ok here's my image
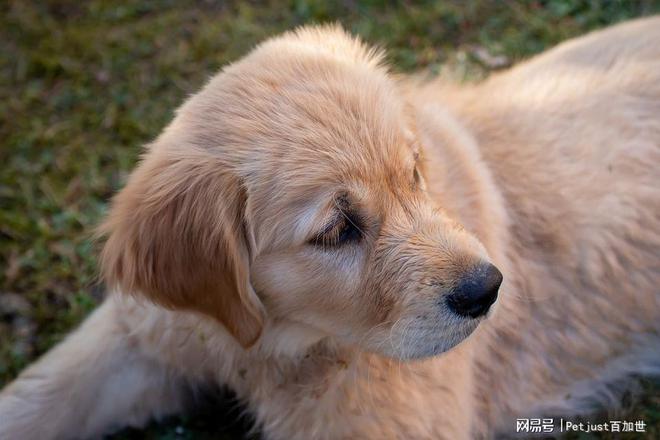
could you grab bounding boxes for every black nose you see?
[446,263,502,318]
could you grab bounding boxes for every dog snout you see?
[445,263,502,318]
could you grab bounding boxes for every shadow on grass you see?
[110,387,259,440]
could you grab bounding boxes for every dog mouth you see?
[412,319,482,359]
[367,310,483,361]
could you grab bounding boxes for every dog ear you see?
[99,147,264,348]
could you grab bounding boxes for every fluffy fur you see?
[1,18,659,439]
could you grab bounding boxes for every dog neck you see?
[253,318,332,358]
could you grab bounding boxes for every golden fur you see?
[1,17,659,439]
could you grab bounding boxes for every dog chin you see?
[377,319,482,361]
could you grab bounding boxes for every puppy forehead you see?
[219,46,407,151]
[178,31,418,225]
[221,54,416,189]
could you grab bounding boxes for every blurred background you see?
[1,1,659,438]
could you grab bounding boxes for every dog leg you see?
[0,298,191,439]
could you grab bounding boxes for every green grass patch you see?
[1,1,658,438]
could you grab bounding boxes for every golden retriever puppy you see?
[1,17,659,440]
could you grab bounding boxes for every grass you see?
[1,1,658,438]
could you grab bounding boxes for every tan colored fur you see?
[1,18,659,439]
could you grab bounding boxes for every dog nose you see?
[446,263,502,318]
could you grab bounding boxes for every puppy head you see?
[100,26,501,358]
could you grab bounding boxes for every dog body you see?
[1,17,659,439]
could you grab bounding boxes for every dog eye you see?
[335,221,361,244]
[310,216,362,248]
